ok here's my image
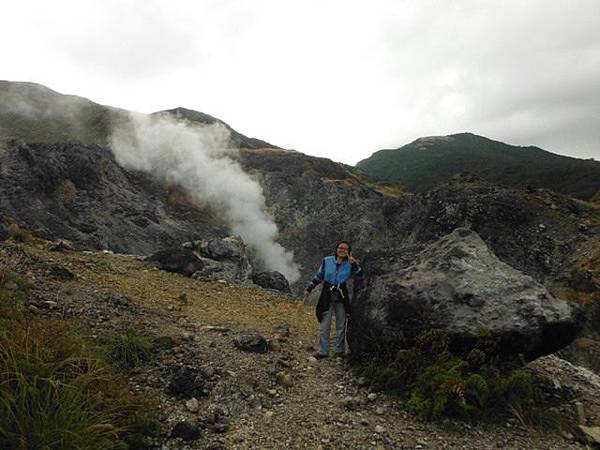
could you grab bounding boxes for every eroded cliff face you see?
[0,138,228,255]
[238,149,597,290]
[2,139,598,292]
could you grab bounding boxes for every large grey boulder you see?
[191,255,250,282]
[251,271,291,293]
[197,236,245,261]
[187,236,252,282]
[349,227,584,362]
[148,248,204,276]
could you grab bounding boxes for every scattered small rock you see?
[577,425,600,445]
[153,335,176,351]
[234,331,269,353]
[200,411,230,434]
[274,325,291,338]
[47,239,75,252]
[276,371,293,388]
[171,421,201,441]
[168,366,206,398]
[342,396,359,410]
[203,325,231,332]
[48,266,76,280]
[268,340,281,351]
[4,281,18,290]
[185,397,200,413]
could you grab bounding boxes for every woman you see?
[305,241,363,359]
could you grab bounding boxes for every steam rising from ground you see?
[110,113,300,283]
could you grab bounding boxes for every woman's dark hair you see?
[334,241,352,258]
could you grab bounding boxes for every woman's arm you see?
[348,254,362,278]
[306,259,325,293]
[350,261,362,278]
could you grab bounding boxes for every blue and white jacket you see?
[307,255,363,322]
[306,255,362,293]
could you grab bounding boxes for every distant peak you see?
[411,135,457,150]
[153,107,220,125]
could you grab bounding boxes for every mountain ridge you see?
[357,132,600,199]
[0,80,277,150]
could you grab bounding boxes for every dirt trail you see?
[2,241,594,450]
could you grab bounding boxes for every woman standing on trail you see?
[305,241,363,359]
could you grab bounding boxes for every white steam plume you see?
[110,112,300,283]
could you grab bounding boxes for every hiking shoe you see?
[313,353,328,359]
[334,353,345,362]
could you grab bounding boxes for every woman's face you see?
[336,243,350,258]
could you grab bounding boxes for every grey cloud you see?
[380,0,600,159]
[47,2,205,79]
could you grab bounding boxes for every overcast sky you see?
[2,0,599,164]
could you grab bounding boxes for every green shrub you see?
[465,373,490,407]
[108,331,152,370]
[357,329,572,428]
[0,267,28,332]
[0,316,158,450]
[7,223,32,243]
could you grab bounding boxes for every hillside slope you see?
[1,237,596,449]
[0,80,276,149]
[357,133,600,199]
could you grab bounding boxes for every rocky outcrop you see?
[186,237,252,282]
[0,138,226,254]
[150,237,253,282]
[193,236,246,261]
[148,248,205,276]
[251,271,291,293]
[349,228,585,362]
[239,150,595,293]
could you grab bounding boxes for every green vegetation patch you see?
[107,331,152,371]
[0,267,159,450]
[6,223,33,244]
[358,330,574,429]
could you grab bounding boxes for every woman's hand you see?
[348,254,358,264]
